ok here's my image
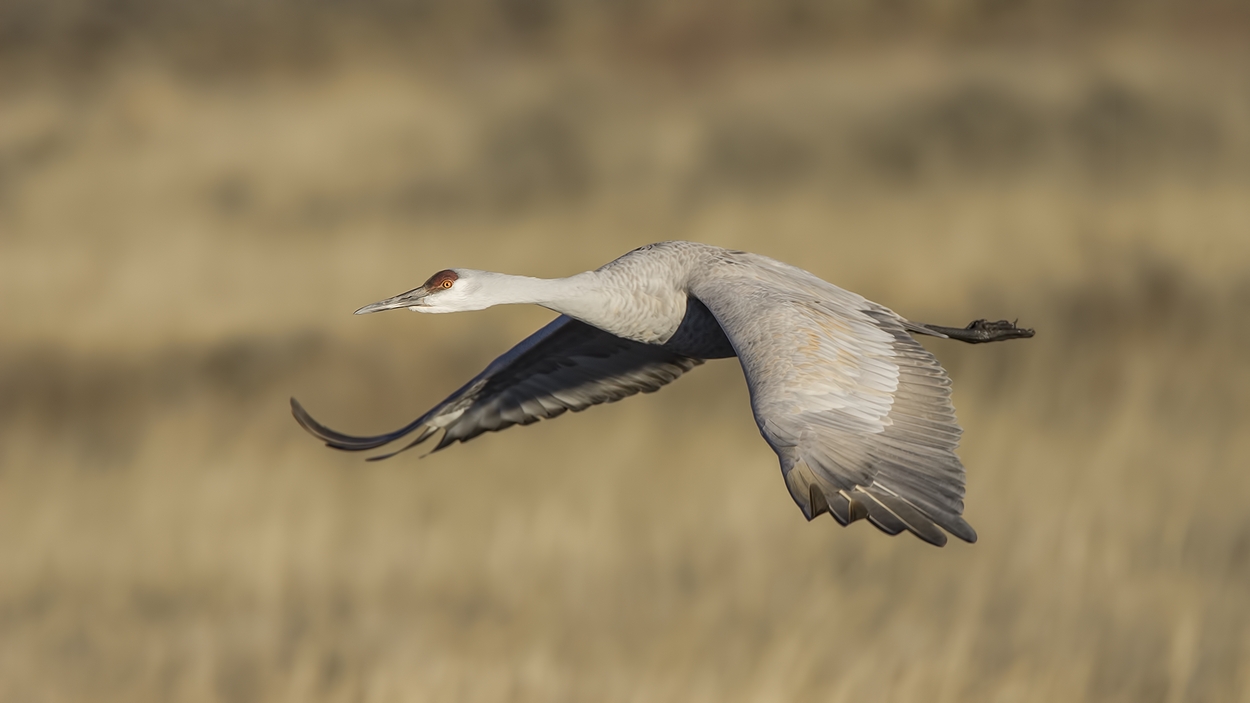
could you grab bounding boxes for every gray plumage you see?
[293,241,1033,546]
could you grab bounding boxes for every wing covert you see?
[691,268,977,547]
[293,315,702,460]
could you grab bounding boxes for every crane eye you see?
[422,269,459,291]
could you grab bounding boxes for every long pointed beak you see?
[354,286,429,315]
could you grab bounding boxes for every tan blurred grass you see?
[2,17,1250,703]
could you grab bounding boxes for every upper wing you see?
[292,315,702,460]
[692,269,977,547]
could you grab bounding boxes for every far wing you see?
[692,272,977,547]
[292,315,702,460]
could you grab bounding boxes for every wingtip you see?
[290,396,429,452]
[950,518,978,544]
[289,397,347,449]
[290,396,316,431]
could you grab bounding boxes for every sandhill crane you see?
[293,241,1033,546]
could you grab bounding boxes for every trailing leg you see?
[910,319,1035,344]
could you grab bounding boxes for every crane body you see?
[294,241,1033,546]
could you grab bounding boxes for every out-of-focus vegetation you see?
[2,2,1249,701]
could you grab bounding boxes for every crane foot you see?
[919,319,1035,344]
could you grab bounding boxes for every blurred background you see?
[3,1,1250,701]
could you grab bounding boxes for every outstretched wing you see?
[292,315,702,460]
[692,267,977,547]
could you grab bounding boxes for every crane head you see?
[354,269,469,315]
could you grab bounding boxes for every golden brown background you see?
[3,2,1249,701]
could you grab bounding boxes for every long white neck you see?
[463,269,682,344]
[468,270,607,317]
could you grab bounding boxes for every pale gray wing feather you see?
[691,262,976,546]
[292,315,701,459]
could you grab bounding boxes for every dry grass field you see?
[2,4,1250,701]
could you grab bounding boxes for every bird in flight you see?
[293,241,1033,546]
